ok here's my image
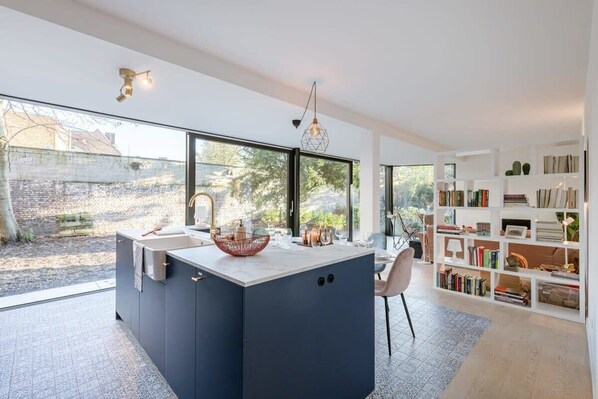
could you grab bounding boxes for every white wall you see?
[584,1,598,396]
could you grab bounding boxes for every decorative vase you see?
[512,161,522,175]
[522,163,530,175]
[505,170,514,176]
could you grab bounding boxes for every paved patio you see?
[0,236,115,297]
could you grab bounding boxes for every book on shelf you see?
[543,154,579,174]
[436,224,465,235]
[437,267,487,297]
[536,221,564,243]
[476,222,491,236]
[467,189,490,207]
[503,194,529,207]
[438,190,464,207]
[468,246,499,268]
[536,188,578,209]
[494,286,529,306]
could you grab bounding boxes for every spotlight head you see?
[116,94,127,103]
[141,73,153,87]
[292,119,301,128]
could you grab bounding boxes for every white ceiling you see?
[0,6,433,164]
[69,0,593,148]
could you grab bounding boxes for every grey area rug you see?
[0,291,489,399]
[368,296,491,399]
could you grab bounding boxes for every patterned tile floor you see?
[0,290,489,399]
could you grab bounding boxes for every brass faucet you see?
[188,192,218,237]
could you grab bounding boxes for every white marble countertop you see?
[117,227,374,287]
[167,244,374,287]
[117,227,212,241]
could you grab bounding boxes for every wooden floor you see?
[392,260,593,399]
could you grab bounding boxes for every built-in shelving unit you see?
[433,139,586,323]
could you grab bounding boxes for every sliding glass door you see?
[186,134,355,238]
[299,154,352,239]
[187,134,291,232]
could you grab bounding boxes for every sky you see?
[109,121,186,161]
[10,99,187,161]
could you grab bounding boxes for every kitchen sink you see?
[135,235,212,281]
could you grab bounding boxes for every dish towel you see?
[133,241,144,292]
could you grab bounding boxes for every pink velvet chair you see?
[375,247,415,355]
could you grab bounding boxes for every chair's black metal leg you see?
[377,273,382,280]
[384,296,391,356]
[401,293,415,338]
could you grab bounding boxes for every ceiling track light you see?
[116,68,153,103]
[292,81,329,153]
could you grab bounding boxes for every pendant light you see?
[292,81,329,153]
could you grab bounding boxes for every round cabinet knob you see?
[327,274,334,284]
[317,277,325,287]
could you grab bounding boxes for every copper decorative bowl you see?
[212,233,270,256]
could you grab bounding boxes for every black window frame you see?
[298,152,354,241]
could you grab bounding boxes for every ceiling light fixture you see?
[292,81,329,153]
[116,68,153,103]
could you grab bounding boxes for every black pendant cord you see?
[293,81,317,128]
[314,82,317,119]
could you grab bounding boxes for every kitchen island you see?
[115,229,375,399]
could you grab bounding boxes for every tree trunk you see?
[0,106,21,244]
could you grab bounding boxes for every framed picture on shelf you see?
[505,225,528,239]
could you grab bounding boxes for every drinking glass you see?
[283,228,293,241]
[363,232,374,248]
[320,229,330,246]
[335,228,346,244]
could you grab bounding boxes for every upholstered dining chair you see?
[375,247,415,356]
[370,232,387,280]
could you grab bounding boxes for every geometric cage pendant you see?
[300,118,329,153]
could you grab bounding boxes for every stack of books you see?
[476,222,491,236]
[467,189,489,207]
[437,267,487,296]
[494,286,529,307]
[544,154,580,174]
[436,224,465,235]
[503,194,529,207]
[468,246,499,269]
[438,190,464,207]
[536,187,578,208]
[536,221,564,243]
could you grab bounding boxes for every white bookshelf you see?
[433,138,586,323]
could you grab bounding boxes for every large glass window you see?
[0,99,186,298]
[391,164,456,230]
[380,165,386,233]
[191,136,289,231]
[299,155,351,237]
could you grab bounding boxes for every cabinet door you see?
[242,255,375,399]
[316,256,375,399]
[115,234,140,337]
[139,276,166,375]
[165,259,198,399]
[195,269,243,399]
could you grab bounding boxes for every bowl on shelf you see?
[212,233,270,256]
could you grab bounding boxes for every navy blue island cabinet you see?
[116,238,375,399]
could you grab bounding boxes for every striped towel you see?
[133,241,144,292]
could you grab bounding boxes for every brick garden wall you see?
[7,147,255,237]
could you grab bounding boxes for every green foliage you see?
[299,156,347,203]
[392,165,435,211]
[556,212,579,241]
[19,230,35,243]
[198,141,240,166]
[300,210,346,228]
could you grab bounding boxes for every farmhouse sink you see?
[135,235,213,281]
